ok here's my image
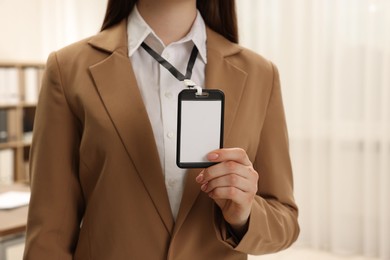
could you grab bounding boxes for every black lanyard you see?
[141,42,199,81]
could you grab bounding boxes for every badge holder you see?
[177,80,224,168]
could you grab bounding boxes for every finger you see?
[208,186,250,205]
[201,174,256,194]
[199,161,254,184]
[207,148,252,166]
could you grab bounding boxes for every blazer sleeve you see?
[214,63,300,255]
[23,52,84,259]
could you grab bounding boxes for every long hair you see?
[101,0,238,43]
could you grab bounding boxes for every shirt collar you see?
[127,5,207,63]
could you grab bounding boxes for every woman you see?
[24,0,299,259]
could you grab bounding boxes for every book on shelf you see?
[3,109,18,142]
[23,107,35,144]
[0,68,20,105]
[0,149,14,185]
[0,109,7,142]
[23,132,33,144]
[24,67,39,103]
[0,109,18,143]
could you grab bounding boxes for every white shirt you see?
[127,6,207,220]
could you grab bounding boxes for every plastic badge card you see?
[177,89,224,168]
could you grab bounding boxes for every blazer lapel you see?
[88,21,174,235]
[173,28,248,235]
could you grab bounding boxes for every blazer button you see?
[167,132,175,139]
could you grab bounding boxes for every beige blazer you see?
[24,19,299,260]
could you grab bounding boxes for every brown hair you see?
[101,0,238,43]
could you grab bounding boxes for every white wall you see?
[0,0,43,61]
[237,1,390,258]
[0,0,107,61]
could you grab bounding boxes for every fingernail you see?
[207,153,219,160]
[196,174,204,183]
[201,183,207,191]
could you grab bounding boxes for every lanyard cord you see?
[141,42,199,81]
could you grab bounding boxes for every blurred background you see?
[0,0,389,259]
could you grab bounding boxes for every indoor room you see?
[0,0,389,259]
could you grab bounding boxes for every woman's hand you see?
[196,148,259,237]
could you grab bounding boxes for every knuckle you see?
[228,187,237,197]
[236,147,245,154]
[237,148,247,160]
[229,175,239,186]
[254,177,259,191]
[248,167,258,178]
[226,161,237,172]
[252,169,259,180]
[202,169,210,179]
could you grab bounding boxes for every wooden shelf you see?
[0,103,37,109]
[0,104,18,109]
[0,61,44,68]
[20,102,38,108]
[0,142,22,150]
[0,61,44,184]
[0,141,31,149]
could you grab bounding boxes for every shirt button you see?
[167,178,178,189]
[165,92,173,99]
[167,132,175,139]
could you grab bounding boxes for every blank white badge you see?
[179,100,222,163]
